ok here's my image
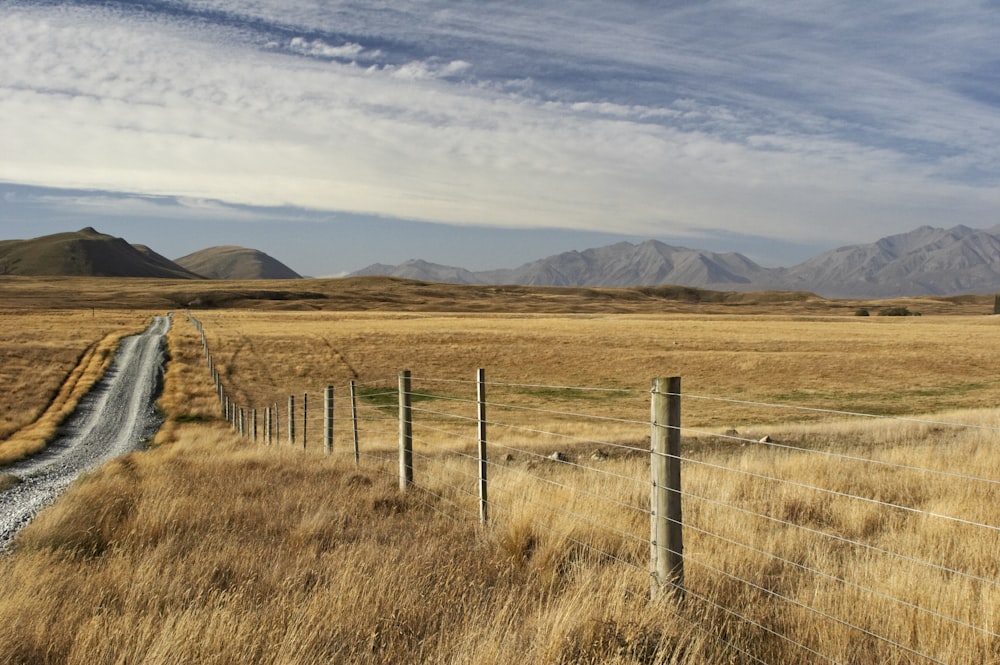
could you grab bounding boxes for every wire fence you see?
[186,312,1000,664]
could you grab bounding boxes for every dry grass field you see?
[2,277,1000,663]
[195,308,1000,428]
[0,273,992,314]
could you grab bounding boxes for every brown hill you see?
[175,246,302,280]
[0,227,201,279]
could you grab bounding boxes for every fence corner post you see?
[651,376,684,601]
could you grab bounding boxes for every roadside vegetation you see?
[0,310,150,465]
[1,291,998,663]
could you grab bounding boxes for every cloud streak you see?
[2,0,999,255]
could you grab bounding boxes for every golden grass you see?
[0,310,150,465]
[0,273,992,315]
[195,309,1000,430]
[2,289,1000,663]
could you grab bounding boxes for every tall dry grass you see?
[1,311,998,663]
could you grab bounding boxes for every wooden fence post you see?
[399,370,413,489]
[350,380,360,466]
[252,408,257,443]
[651,376,684,600]
[264,406,271,445]
[324,386,334,455]
[303,392,308,450]
[477,368,488,526]
[288,395,295,446]
[274,403,279,443]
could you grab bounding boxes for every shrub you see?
[878,306,916,317]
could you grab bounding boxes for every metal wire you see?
[680,427,1000,487]
[677,453,1000,534]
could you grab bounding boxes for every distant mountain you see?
[775,225,1000,297]
[0,227,201,279]
[350,259,484,284]
[350,240,774,290]
[349,226,1000,298]
[480,240,770,287]
[175,246,302,280]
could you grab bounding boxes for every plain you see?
[1,280,998,664]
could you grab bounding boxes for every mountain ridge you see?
[350,225,1000,298]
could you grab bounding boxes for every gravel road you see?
[0,314,172,550]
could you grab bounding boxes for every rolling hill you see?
[0,227,201,279]
[174,246,302,280]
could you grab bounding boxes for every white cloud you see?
[381,59,472,80]
[1,1,999,252]
[288,37,372,61]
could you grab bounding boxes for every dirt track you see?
[0,315,171,550]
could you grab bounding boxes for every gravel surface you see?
[0,314,172,551]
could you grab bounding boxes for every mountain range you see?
[351,225,1000,298]
[4,225,1000,298]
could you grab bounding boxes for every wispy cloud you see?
[1,0,998,253]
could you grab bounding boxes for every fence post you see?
[252,408,257,443]
[651,376,683,600]
[324,386,334,455]
[350,380,360,466]
[264,406,271,445]
[274,403,279,443]
[288,395,295,446]
[477,368,488,526]
[303,392,308,450]
[399,370,413,489]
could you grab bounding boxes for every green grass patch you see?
[764,382,995,417]
[356,385,448,412]
[510,386,633,402]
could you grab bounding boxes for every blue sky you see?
[2,1,999,276]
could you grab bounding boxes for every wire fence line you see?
[185,312,1000,664]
